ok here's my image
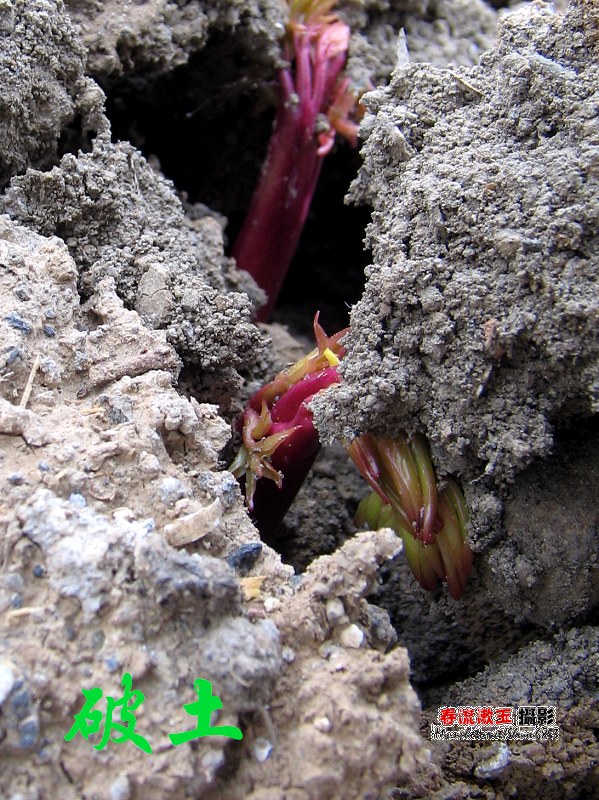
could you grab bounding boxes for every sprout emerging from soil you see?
[231,0,359,322]
[230,313,348,536]
[231,321,472,598]
[349,434,473,599]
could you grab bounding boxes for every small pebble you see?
[253,737,274,763]
[325,597,345,624]
[105,657,119,673]
[5,346,23,365]
[339,624,365,649]
[18,716,39,749]
[226,542,262,575]
[159,477,186,505]
[314,716,332,733]
[0,663,16,706]
[74,352,89,372]
[14,285,31,301]
[216,471,239,511]
[110,776,131,800]
[11,687,30,720]
[68,493,86,508]
[5,573,23,592]
[290,574,303,590]
[475,742,511,779]
[36,746,52,764]
[138,452,160,476]
[5,311,32,334]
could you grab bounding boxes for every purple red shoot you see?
[350,434,473,600]
[231,0,359,322]
[230,313,348,537]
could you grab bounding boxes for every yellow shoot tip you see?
[323,347,340,367]
[288,0,338,28]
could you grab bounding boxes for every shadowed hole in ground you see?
[101,32,370,332]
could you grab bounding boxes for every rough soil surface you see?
[204,530,432,800]
[310,2,598,796]
[314,0,599,622]
[0,0,99,187]
[0,137,263,399]
[1,0,598,798]
[316,1,599,486]
[0,209,425,799]
[62,0,498,86]
[0,2,435,797]
[420,628,599,799]
[64,0,286,77]
[0,214,284,797]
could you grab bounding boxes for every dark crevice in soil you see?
[57,113,96,160]
[258,441,365,572]
[553,408,599,443]
[274,145,371,333]
[101,35,369,329]
[371,554,554,710]
[102,34,275,219]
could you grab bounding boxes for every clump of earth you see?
[0,1,597,799]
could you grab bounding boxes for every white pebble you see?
[474,742,511,778]
[339,624,365,649]
[0,663,16,706]
[253,737,274,763]
[110,775,131,800]
[325,597,345,623]
[263,597,281,613]
[314,716,332,733]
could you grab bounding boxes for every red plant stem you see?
[231,76,324,322]
[231,6,351,323]
[268,367,339,424]
[243,365,342,538]
[240,442,319,541]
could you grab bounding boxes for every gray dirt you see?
[313,0,599,625]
